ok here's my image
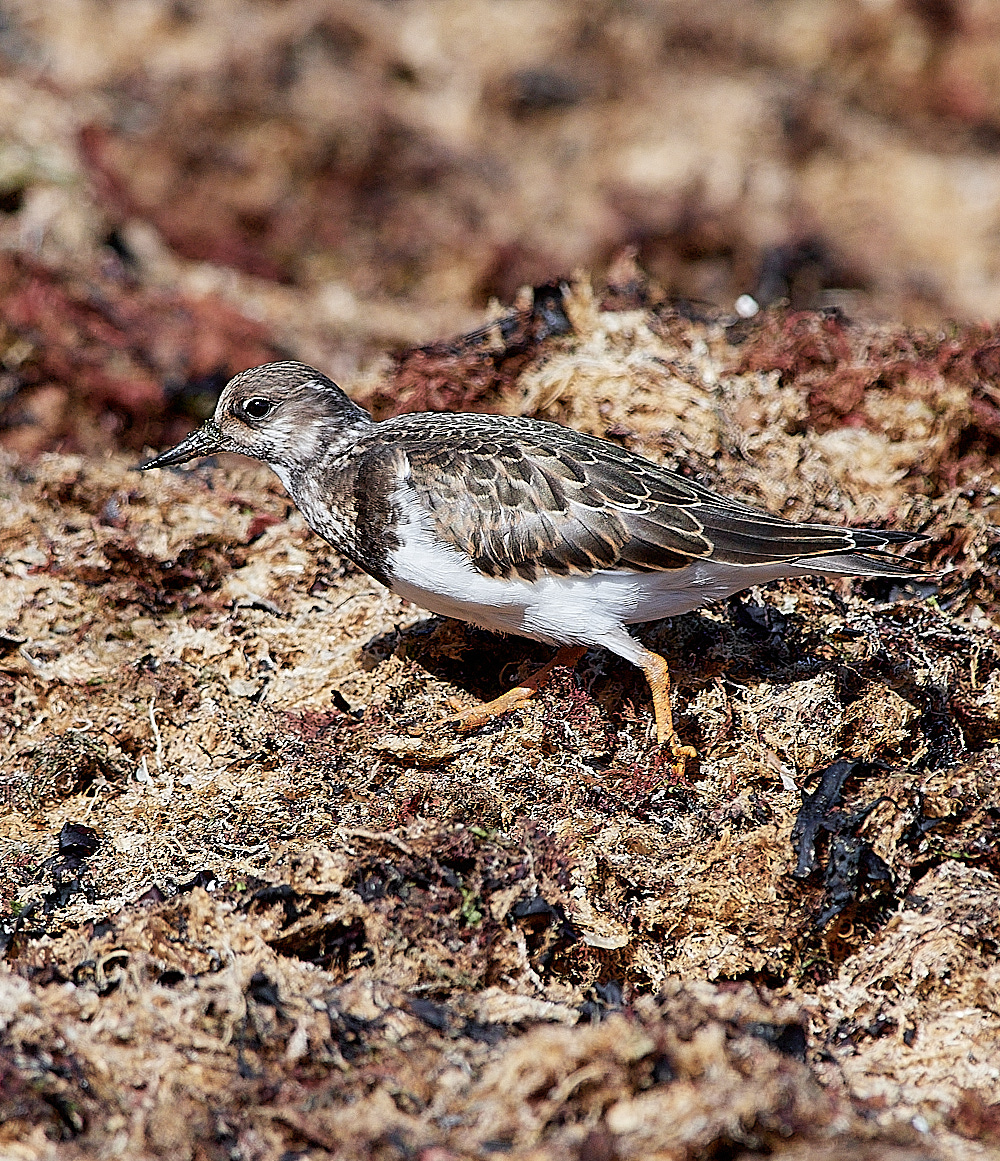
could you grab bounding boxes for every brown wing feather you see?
[384,413,915,579]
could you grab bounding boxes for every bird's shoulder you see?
[369,412,712,578]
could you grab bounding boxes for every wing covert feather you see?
[385,413,908,579]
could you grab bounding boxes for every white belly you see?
[385,490,807,660]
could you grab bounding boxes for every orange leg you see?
[449,645,587,733]
[636,647,697,771]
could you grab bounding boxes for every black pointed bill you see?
[138,420,226,470]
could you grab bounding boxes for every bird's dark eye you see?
[240,397,275,421]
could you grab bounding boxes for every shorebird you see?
[142,361,926,763]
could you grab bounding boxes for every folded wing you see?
[394,414,921,580]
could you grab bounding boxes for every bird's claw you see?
[657,731,697,779]
[445,686,534,733]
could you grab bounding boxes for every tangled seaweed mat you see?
[2,289,1000,1158]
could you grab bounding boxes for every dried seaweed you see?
[2,288,999,1158]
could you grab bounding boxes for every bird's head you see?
[140,361,371,474]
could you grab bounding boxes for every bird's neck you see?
[268,418,370,550]
[269,405,370,479]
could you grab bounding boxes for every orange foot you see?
[449,645,587,733]
[636,646,697,776]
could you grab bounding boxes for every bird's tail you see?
[809,539,934,579]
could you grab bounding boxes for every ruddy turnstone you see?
[141,361,927,761]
